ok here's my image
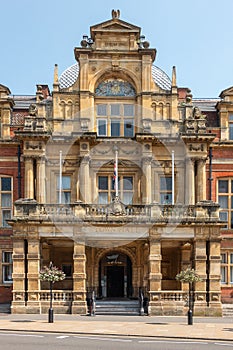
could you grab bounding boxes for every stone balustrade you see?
[13,199,220,224]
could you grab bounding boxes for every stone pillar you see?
[36,157,46,203]
[142,157,152,204]
[24,157,34,199]
[207,237,222,316]
[185,158,195,205]
[72,241,87,314]
[26,236,40,313]
[196,159,206,202]
[79,156,91,203]
[180,243,192,293]
[11,233,26,313]
[148,229,162,315]
[193,233,207,315]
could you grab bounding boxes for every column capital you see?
[142,156,152,165]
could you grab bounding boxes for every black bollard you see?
[188,309,193,325]
[48,308,54,323]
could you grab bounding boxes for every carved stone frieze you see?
[189,143,204,152]
[25,141,43,150]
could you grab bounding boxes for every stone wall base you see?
[11,301,40,314]
[71,301,87,315]
[149,301,223,317]
[194,302,222,317]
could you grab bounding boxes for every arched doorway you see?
[98,252,132,299]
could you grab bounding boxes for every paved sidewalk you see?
[0,314,232,341]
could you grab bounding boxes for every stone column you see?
[72,241,87,314]
[180,242,192,289]
[196,159,207,202]
[185,157,195,205]
[148,228,162,315]
[11,234,26,313]
[24,157,34,199]
[207,237,222,316]
[26,235,40,313]
[142,157,152,204]
[193,231,207,315]
[79,156,91,203]
[36,157,46,203]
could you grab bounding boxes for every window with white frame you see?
[98,175,133,204]
[218,179,233,229]
[96,103,134,137]
[229,114,233,140]
[56,176,71,204]
[221,252,233,285]
[160,176,172,204]
[0,177,12,227]
[2,252,13,283]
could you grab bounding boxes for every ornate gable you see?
[219,86,233,104]
[89,10,141,50]
[91,19,140,34]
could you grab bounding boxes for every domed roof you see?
[59,63,80,90]
[59,63,171,91]
[151,65,171,90]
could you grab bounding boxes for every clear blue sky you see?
[1,0,233,98]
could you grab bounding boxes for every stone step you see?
[222,304,233,317]
[95,299,140,315]
[0,303,11,314]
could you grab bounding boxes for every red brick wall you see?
[221,287,233,304]
[0,286,12,303]
[0,143,24,303]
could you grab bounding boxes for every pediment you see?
[219,86,233,100]
[220,86,233,96]
[0,84,11,95]
[91,18,140,35]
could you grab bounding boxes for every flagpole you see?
[172,150,175,205]
[115,148,119,198]
[59,150,62,204]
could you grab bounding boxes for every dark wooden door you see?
[107,266,124,297]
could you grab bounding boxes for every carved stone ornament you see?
[29,104,38,116]
[112,9,120,19]
[108,196,125,216]
[95,79,136,97]
[189,144,204,152]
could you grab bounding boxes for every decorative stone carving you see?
[184,106,207,134]
[142,118,152,133]
[29,104,38,116]
[108,196,125,216]
[189,144,204,152]
[112,9,120,19]
[95,79,136,97]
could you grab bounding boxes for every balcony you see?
[13,199,220,224]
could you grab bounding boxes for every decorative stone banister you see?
[13,199,221,223]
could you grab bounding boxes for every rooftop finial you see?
[112,9,120,19]
[53,64,59,92]
[172,66,177,87]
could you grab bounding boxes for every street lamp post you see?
[187,282,193,325]
[176,267,202,325]
[39,262,66,323]
[49,279,54,323]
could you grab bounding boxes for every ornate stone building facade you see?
[1,10,232,315]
